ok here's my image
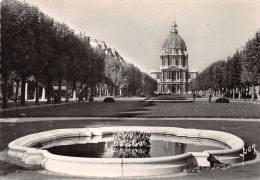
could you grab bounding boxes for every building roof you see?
[189,68,198,73]
[162,21,186,50]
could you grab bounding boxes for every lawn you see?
[1,101,260,119]
[0,101,150,118]
[0,119,259,179]
[144,101,260,119]
[0,100,260,179]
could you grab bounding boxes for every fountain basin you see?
[8,126,244,177]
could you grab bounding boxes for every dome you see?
[162,22,186,50]
[162,34,186,50]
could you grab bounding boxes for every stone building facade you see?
[150,19,198,94]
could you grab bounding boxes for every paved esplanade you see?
[1,117,260,123]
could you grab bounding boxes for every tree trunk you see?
[106,85,108,96]
[58,78,62,103]
[113,85,116,97]
[35,75,39,105]
[238,87,241,99]
[99,84,102,97]
[41,86,46,101]
[73,80,76,93]
[14,80,19,102]
[65,80,69,102]
[72,80,76,101]
[78,82,83,102]
[80,82,83,92]
[25,82,28,101]
[2,73,9,108]
[95,84,98,96]
[232,88,235,99]
[91,83,94,96]
[20,76,26,106]
[256,85,260,102]
[33,88,36,101]
[251,85,255,102]
[85,84,89,100]
[72,90,76,101]
[46,77,52,104]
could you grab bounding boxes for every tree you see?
[1,0,17,108]
[241,32,260,101]
[2,0,38,106]
[104,49,122,96]
[142,72,157,95]
[32,10,55,104]
[88,44,105,96]
[213,61,225,96]
[229,51,242,98]
[10,71,21,102]
[223,57,232,93]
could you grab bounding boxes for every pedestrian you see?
[53,94,58,104]
[192,91,196,102]
[208,91,212,102]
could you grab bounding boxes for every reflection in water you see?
[43,135,227,158]
[162,141,187,156]
[44,142,106,158]
[112,148,151,158]
[174,142,187,155]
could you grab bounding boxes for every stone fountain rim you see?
[8,126,244,162]
[7,126,245,177]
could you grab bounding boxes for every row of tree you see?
[1,0,157,108]
[101,45,156,97]
[190,30,260,101]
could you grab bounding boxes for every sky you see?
[25,0,260,73]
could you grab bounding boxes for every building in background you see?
[150,18,198,94]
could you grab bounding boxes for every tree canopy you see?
[1,0,157,107]
[191,30,260,100]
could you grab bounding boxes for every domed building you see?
[150,19,198,94]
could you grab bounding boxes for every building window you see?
[176,58,179,66]
[163,71,167,80]
[183,72,186,80]
[172,71,176,80]
[169,58,173,66]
